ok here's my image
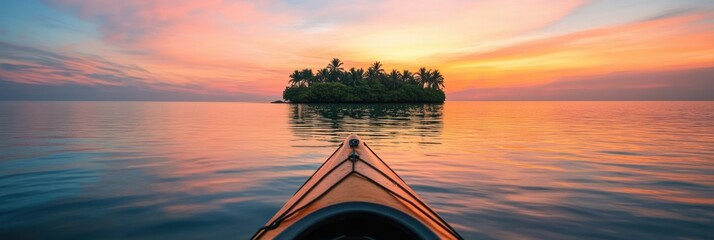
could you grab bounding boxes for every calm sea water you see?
[0,101,713,239]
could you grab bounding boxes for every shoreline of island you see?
[277,58,446,103]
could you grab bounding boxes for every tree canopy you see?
[283,58,446,103]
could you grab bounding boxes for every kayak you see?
[251,134,463,240]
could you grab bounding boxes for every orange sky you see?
[0,0,713,100]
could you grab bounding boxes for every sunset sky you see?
[1,0,713,101]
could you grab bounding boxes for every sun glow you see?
[1,0,713,100]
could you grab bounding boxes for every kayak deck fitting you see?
[251,134,463,240]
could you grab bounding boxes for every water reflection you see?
[289,103,443,144]
[0,101,712,239]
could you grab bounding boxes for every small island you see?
[282,58,445,103]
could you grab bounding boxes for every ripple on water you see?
[0,101,713,239]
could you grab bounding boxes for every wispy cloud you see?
[443,11,714,93]
[449,67,714,100]
[0,40,151,86]
[0,0,712,100]
[0,40,271,99]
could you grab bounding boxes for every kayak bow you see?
[252,134,462,240]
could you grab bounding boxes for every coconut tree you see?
[416,67,432,89]
[355,68,365,84]
[430,69,445,90]
[326,58,344,83]
[315,68,329,83]
[367,61,385,84]
[300,68,315,87]
[327,58,344,72]
[401,69,417,85]
[289,70,304,87]
[345,67,365,86]
[386,69,401,90]
[369,61,384,75]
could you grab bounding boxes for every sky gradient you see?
[1,0,713,101]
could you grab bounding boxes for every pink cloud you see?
[448,67,714,100]
[442,11,714,93]
[39,0,590,97]
[2,0,709,100]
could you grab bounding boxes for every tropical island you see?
[282,58,445,103]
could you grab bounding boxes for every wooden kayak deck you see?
[252,134,462,240]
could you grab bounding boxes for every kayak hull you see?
[252,134,462,239]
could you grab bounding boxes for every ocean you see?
[1,101,712,239]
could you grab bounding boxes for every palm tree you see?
[326,58,344,83]
[345,67,364,86]
[327,58,344,72]
[315,68,329,83]
[369,61,384,74]
[284,58,447,103]
[387,69,401,90]
[300,68,315,86]
[367,61,385,84]
[289,70,303,87]
[416,67,431,89]
[401,69,417,85]
[430,69,445,90]
[355,68,365,84]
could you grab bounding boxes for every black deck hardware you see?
[349,139,360,148]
